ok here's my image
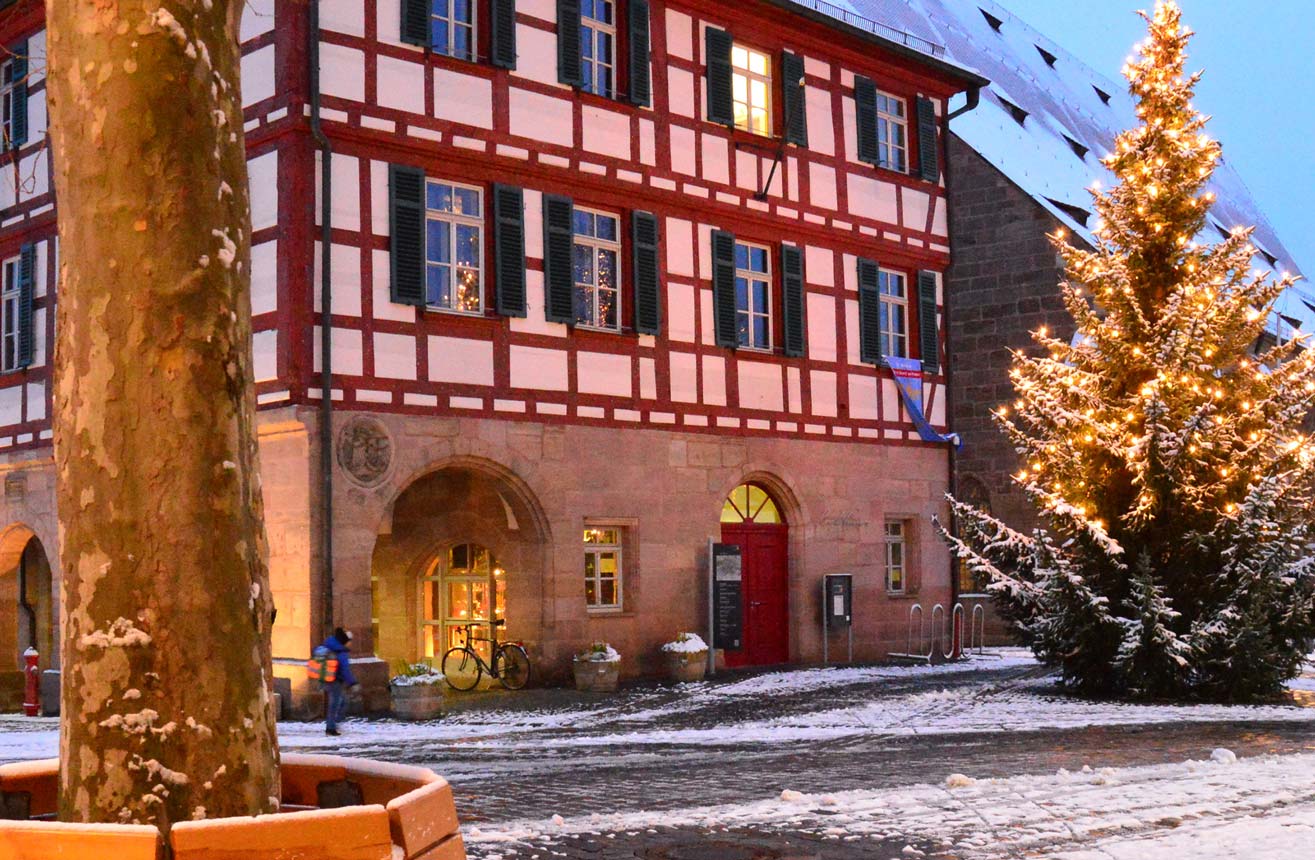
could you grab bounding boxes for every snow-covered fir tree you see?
[942,0,1315,701]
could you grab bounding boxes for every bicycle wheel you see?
[493,644,531,690]
[442,647,482,691]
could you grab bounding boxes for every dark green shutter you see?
[490,0,517,68]
[399,0,428,47]
[632,211,660,335]
[557,0,583,86]
[780,244,805,357]
[542,195,574,324]
[388,164,426,307]
[493,184,526,317]
[9,40,26,149]
[704,27,734,127]
[628,0,651,106]
[711,230,737,349]
[854,75,878,165]
[916,96,939,182]
[917,270,939,373]
[857,257,882,365]
[16,242,33,368]
[781,51,807,147]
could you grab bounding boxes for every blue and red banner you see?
[885,356,962,448]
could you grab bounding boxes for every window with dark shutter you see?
[388,164,426,307]
[632,211,661,335]
[399,0,429,47]
[917,270,939,373]
[854,75,879,165]
[16,243,33,368]
[705,27,734,127]
[557,0,584,86]
[628,0,652,106]
[916,96,939,182]
[542,195,575,323]
[780,51,807,147]
[490,0,518,68]
[711,230,737,349]
[780,244,805,357]
[493,184,527,317]
[9,40,26,150]
[857,257,882,365]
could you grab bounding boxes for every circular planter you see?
[663,650,708,683]
[390,681,446,721]
[0,753,463,860]
[572,658,620,692]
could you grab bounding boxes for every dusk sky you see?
[999,0,1315,275]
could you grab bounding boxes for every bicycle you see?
[441,619,531,691]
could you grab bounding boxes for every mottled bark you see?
[46,0,279,828]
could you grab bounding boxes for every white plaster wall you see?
[902,187,930,232]
[313,326,364,376]
[320,44,366,102]
[519,0,556,21]
[930,384,946,425]
[376,0,409,48]
[582,106,632,161]
[523,190,544,260]
[931,198,948,237]
[806,294,836,362]
[16,150,45,203]
[669,351,698,403]
[25,31,45,87]
[317,152,361,233]
[668,67,695,118]
[241,0,275,41]
[804,87,834,156]
[667,282,696,343]
[640,357,657,399]
[735,150,757,193]
[0,162,15,211]
[701,355,726,406]
[378,55,425,115]
[848,374,879,420]
[737,360,783,412]
[805,246,833,286]
[430,336,494,386]
[320,0,365,36]
[638,118,656,166]
[666,10,694,60]
[251,240,278,315]
[810,370,837,417]
[0,386,21,426]
[509,88,573,147]
[881,379,902,422]
[24,383,43,422]
[701,134,729,185]
[809,162,836,210]
[670,125,696,176]
[509,344,568,390]
[577,351,632,398]
[370,160,389,236]
[248,151,279,231]
[253,330,278,382]
[242,44,276,106]
[665,217,694,277]
[26,89,46,142]
[372,249,416,323]
[513,24,560,88]
[313,246,362,318]
[845,299,861,365]
[699,288,715,347]
[787,367,802,413]
[374,332,418,380]
[847,173,898,224]
[30,310,44,369]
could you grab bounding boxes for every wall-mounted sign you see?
[712,543,743,650]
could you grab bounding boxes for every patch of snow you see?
[577,643,621,663]
[1210,747,1237,765]
[945,773,975,788]
[661,633,708,654]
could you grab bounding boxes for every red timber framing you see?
[0,0,982,451]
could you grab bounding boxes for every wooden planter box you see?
[572,658,620,692]
[663,650,708,683]
[0,754,465,859]
[391,682,446,721]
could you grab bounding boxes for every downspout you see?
[942,86,981,613]
[17,546,35,650]
[309,0,335,639]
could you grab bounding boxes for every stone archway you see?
[370,459,549,671]
[0,525,57,711]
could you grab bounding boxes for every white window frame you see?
[735,241,772,351]
[581,0,616,97]
[876,91,908,173]
[879,269,908,359]
[885,520,906,594]
[584,526,624,611]
[430,0,477,61]
[732,43,772,136]
[1,256,18,373]
[424,179,484,315]
[572,207,622,331]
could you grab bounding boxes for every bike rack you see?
[970,604,986,655]
[887,603,933,664]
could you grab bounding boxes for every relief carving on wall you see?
[337,415,393,489]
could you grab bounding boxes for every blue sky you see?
[998,0,1315,273]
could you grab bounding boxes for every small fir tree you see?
[942,1,1315,701]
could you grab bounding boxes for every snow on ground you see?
[466,751,1315,859]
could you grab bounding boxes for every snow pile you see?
[661,633,708,654]
[944,773,975,788]
[390,663,445,687]
[1210,747,1237,765]
[577,643,621,663]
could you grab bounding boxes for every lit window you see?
[581,0,616,97]
[876,92,907,172]
[1,257,18,372]
[735,241,771,350]
[422,543,506,661]
[879,270,908,358]
[720,483,782,524]
[572,209,621,330]
[732,44,771,136]
[431,0,476,61]
[0,60,12,149]
[425,180,483,314]
[584,527,623,610]
[885,521,906,594]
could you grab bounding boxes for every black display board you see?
[712,543,743,650]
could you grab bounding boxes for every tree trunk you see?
[45,0,280,828]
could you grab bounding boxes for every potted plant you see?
[661,632,709,683]
[390,661,446,720]
[573,641,621,692]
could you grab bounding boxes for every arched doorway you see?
[720,482,789,667]
[0,527,56,711]
[421,542,506,663]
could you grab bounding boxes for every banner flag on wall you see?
[884,356,962,449]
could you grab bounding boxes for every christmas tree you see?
[943,0,1315,701]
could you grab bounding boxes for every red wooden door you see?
[721,523,789,667]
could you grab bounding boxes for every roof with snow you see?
[791,0,1313,339]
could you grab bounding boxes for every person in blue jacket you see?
[321,627,358,736]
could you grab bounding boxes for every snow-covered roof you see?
[795,0,1313,338]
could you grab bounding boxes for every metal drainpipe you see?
[17,546,35,650]
[942,87,981,612]
[309,0,335,639]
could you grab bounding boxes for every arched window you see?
[421,543,505,660]
[720,483,782,524]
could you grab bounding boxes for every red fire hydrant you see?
[22,648,38,717]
